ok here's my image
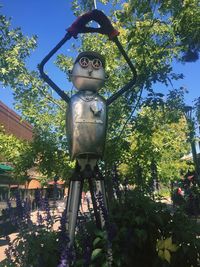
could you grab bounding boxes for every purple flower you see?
[40,196,53,228]
[96,191,108,224]
[23,198,32,225]
[57,208,74,267]
[15,190,23,220]
[6,198,15,225]
[57,246,74,267]
[76,216,92,266]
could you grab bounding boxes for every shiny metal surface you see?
[71,61,105,91]
[95,179,108,228]
[65,180,82,245]
[66,91,107,160]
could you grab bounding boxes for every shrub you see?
[1,189,200,267]
[109,189,200,267]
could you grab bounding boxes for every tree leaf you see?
[91,248,103,261]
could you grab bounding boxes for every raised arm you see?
[38,33,71,103]
[106,37,137,106]
[38,10,117,103]
[74,10,137,106]
[38,9,133,104]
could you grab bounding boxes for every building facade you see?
[0,100,33,141]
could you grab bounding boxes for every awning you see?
[0,164,14,172]
[28,179,42,189]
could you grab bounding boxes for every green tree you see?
[0,126,73,182]
[0,126,31,181]
[118,103,190,188]
[67,0,199,170]
[0,14,72,180]
[1,1,200,183]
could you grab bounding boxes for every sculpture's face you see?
[71,55,106,92]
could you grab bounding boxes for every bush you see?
[109,189,200,267]
[2,227,59,267]
[1,189,200,267]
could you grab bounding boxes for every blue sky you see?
[0,0,199,111]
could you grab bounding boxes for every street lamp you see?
[184,105,200,183]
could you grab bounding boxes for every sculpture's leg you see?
[65,164,83,246]
[82,163,102,229]
[88,176,102,229]
[94,167,113,266]
[94,166,108,228]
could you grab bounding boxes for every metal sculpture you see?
[38,9,137,246]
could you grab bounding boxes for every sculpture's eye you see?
[92,58,102,69]
[79,57,89,68]
[79,57,102,70]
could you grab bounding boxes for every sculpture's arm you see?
[38,10,118,103]
[66,9,137,106]
[106,36,137,106]
[38,10,121,103]
[38,33,71,103]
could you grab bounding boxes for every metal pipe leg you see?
[95,178,108,228]
[88,176,102,229]
[95,174,113,266]
[66,179,83,246]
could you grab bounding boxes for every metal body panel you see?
[66,91,107,160]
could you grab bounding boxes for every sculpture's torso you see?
[67,91,107,160]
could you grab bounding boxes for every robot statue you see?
[39,10,137,246]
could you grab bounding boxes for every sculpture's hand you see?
[67,10,119,39]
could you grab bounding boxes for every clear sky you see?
[0,0,199,111]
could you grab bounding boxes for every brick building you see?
[0,101,34,193]
[0,100,33,141]
[0,101,65,200]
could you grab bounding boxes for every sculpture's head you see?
[70,51,106,92]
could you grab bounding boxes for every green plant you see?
[5,227,59,267]
[109,189,200,267]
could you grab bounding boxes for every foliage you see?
[66,0,200,171]
[108,189,200,267]
[0,126,31,181]
[0,14,37,87]
[75,219,110,267]
[71,0,110,15]
[118,103,190,187]
[1,1,200,182]
[0,125,73,182]
[25,129,74,179]
[0,126,27,163]
[1,192,60,267]
[1,4,200,265]
[0,13,73,180]
[4,229,60,267]
[113,0,200,62]
[2,188,200,267]
[172,174,200,216]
